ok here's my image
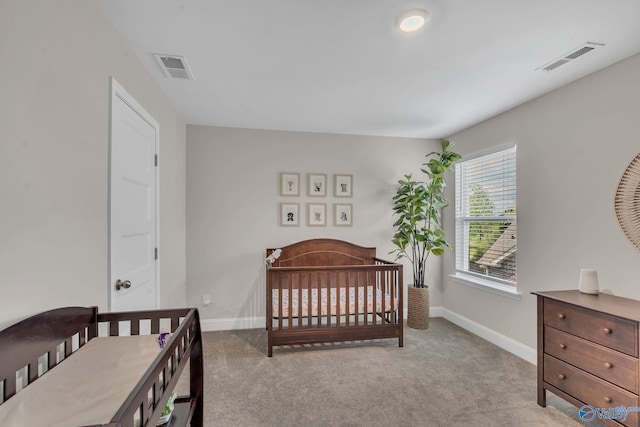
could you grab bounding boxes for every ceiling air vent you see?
[542,59,570,72]
[537,42,604,72]
[564,46,595,60]
[153,54,194,80]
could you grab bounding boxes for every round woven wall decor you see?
[615,152,640,251]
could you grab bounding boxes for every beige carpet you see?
[191,317,605,426]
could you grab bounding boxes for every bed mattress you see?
[272,285,399,317]
[0,335,161,427]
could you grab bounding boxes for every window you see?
[454,145,517,290]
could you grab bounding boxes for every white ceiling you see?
[98,0,640,139]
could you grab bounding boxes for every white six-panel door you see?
[109,78,159,312]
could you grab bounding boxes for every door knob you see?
[115,279,132,290]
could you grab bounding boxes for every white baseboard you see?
[200,307,537,365]
[201,316,264,332]
[432,306,536,365]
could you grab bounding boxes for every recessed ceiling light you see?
[398,9,430,33]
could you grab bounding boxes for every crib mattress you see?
[272,285,399,317]
[0,335,160,427]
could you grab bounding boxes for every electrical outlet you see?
[202,294,211,306]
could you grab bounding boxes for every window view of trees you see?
[455,146,517,285]
[468,184,496,263]
[466,184,516,281]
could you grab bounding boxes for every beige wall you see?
[0,0,187,325]
[440,53,640,351]
[186,126,439,326]
[4,0,639,362]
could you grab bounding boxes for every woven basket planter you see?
[407,286,429,330]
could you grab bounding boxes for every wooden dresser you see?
[534,290,640,427]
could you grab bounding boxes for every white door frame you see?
[108,76,160,311]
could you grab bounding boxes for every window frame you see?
[451,143,520,299]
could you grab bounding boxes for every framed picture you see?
[279,172,300,196]
[307,203,327,226]
[280,203,300,226]
[307,173,327,197]
[334,203,353,227]
[334,174,353,197]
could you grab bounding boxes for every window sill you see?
[449,273,522,300]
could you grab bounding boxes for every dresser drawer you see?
[544,299,638,357]
[545,326,639,392]
[544,354,639,426]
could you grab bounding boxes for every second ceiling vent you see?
[153,54,195,80]
[537,42,604,72]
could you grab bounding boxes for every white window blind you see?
[455,146,517,286]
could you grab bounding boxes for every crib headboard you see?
[267,238,376,267]
[0,306,98,402]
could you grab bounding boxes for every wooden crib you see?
[0,307,203,427]
[266,238,403,356]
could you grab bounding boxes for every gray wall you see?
[186,126,439,327]
[0,0,187,325]
[440,52,640,352]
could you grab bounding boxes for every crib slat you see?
[324,273,331,326]
[287,273,294,328]
[277,274,283,331]
[325,272,330,327]
[64,338,73,357]
[298,273,304,328]
[5,377,16,401]
[27,360,37,384]
[307,274,312,328]
[110,320,119,336]
[344,273,348,327]
[272,274,277,331]
[47,348,57,370]
[131,319,140,335]
[390,272,394,320]
[345,271,351,327]
[361,273,366,325]
[78,328,86,348]
[352,271,357,326]
[371,271,376,324]
[383,270,389,322]
[336,273,341,326]
[368,271,373,326]
[389,270,394,323]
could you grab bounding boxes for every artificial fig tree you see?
[391,139,461,288]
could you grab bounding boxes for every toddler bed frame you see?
[266,238,403,357]
[0,306,203,427]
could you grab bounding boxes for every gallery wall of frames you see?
[278,172,353,227]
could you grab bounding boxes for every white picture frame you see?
[279,172,300,196]
[307,173,327,197]
[334,174,353,198]
[307,203,327,226]
[334,203,353,227]
[280,203,300,226]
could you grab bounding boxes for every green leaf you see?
[391,138,460,283]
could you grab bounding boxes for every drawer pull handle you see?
[557,313,566,319]
[559,343,567,349]
[558,374,567,380]
[604,397,612,403]
[604,362,613,369]
[602,327,612,334]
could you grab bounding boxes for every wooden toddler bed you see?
[266,238,403,357]
[0,306,203,427]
